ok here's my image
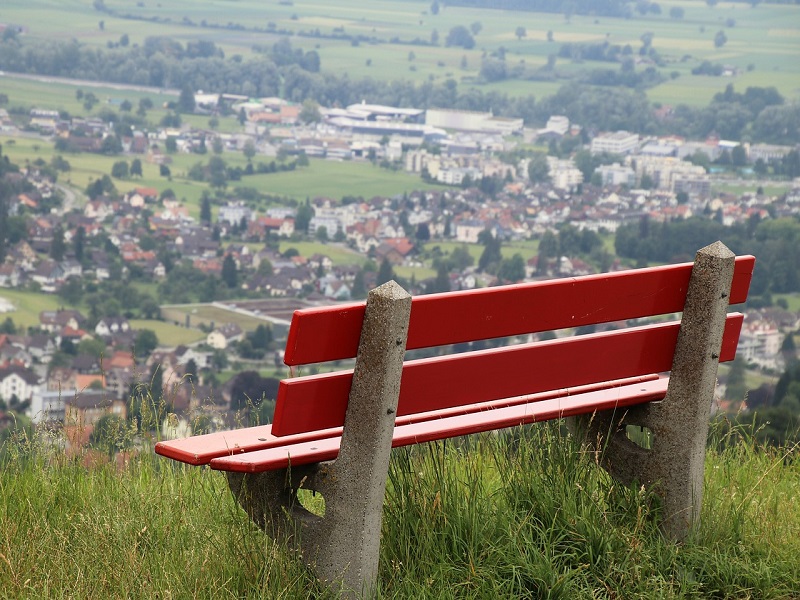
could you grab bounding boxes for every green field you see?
[2,0,798,110]
[160,304,272,333]
[128,319,206,346]
[0,288,63,330]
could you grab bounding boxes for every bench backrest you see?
[271,256,755,437]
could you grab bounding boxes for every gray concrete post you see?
[573,241,735,540]
[227,280,412,598]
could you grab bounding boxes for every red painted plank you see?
[284,256,755,366]
[211,377,671,473]
[155,375,659,465]
[272,313,744,436]
[154,424,343,466]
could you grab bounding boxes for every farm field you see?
[1,0,798,109]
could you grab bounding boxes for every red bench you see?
[156,241,754,599]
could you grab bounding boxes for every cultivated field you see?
[2,0,798,108]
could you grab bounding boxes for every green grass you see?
[161,304,272,333]
[2,420,798,598]
[774,293,800,313]
[247,159,441,202]
[277,240,367,266]
[128,319,206,346]
[0,288,63,330]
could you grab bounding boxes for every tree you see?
[111,160,129,179]
[446,26,475,49]
[50,225,66,261]
[212,137,224,155]
[222,254,238,288]
[119,33,129,47]
[164,136,178,153]
[430,0,440,15]
[185,358,198,383]
[470,22,482,36]
[159,164,171,178]
[200,194,212,224]
[299,99,322,124]
[478,229,502,273]
[731,145,747,167]
[178,84,196,114]
[130,158,143,177]
[295,199,314,234]
[515,26,527,40]
[243,139,257,160]
[527,153,550,183]
[669,6,685,19]
[497,253,526,283]
[135,329,159,358]
[714,30,727,48]
[377,258,395,286]
[73,226,85,261]
[537,230,559,275]
[547,30,554,42]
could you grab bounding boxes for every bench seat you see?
[210,375,671,473]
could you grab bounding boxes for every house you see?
[0,365,41,406]
[27,334,56,363]
[373,238,415,266]
[0,264,22,287]
[31,261,65,292]
[71,354,102,374]
[65,390,125,429]
[206,323,244,349]
[95,317,131,339]
[174,346,213,369]
[39,309,86,333]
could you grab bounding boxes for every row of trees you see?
[615,215,800,300]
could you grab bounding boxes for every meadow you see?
[2,0,798,108]
[1,420,798,598]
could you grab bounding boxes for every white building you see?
[596,163,636,187]
[0,366,41,406]
[591,131,640,155]
[547,157,583,191]
[545,116,570,135]
[218,201,253,227]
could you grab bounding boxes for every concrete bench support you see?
[574,241,735,540]
[226,281,412,598]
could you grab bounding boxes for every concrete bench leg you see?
[227,281,412,599]
[573,241,735,540]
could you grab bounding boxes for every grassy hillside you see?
[1,422,798,598]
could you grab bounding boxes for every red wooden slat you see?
[155,375,659,465]
[284,256,755,366]
[272,313,743,436]
[154,424,343,466]
[212,377,670,473]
